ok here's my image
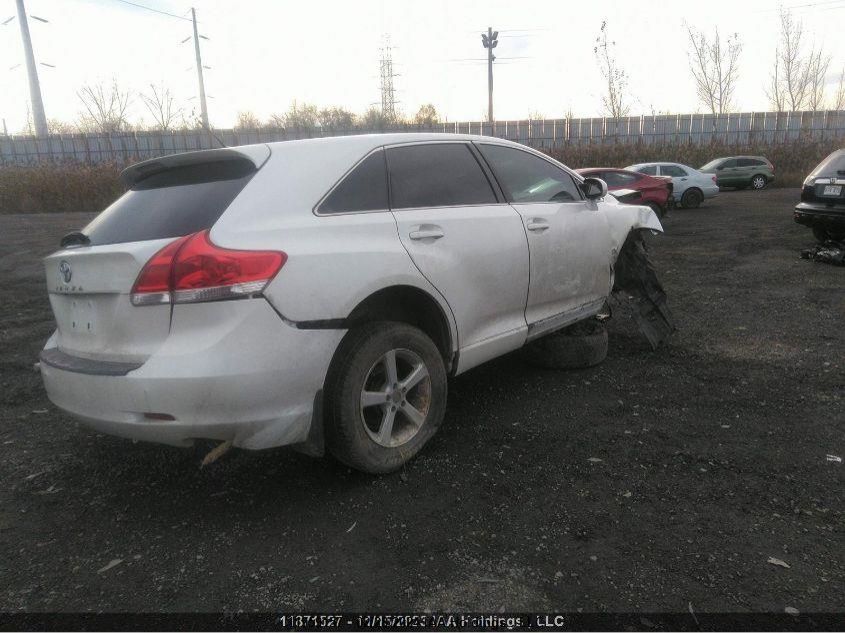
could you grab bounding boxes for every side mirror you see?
[582,177,608,200]
[716,165,724,171]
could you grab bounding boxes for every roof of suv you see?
[264,132,522,153]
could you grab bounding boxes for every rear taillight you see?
[131,230,286,306]
[711,175,717,183]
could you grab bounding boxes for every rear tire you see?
[522,320,608,370]
[812,226,830,243]
[324,321,447,474]
[751,174,767,190]
[813,226,845,242]
[680,188,703,209]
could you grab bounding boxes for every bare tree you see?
[767,8,828,111]
[413,104,440,125]
[140,83,182,131]
[834,68,845,111]
[807,49,832,111]
[685,25,741,115]
[77,80,132,133]
[594,21,630,119]
[319,106,356,129]
[234,111,261,130]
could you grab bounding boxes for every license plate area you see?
[62,298,97,336]
[821,184,842,197]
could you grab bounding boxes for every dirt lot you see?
[0,188,842,615]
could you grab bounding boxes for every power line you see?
[110,0,193,22]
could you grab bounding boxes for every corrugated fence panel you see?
[2,110,844,163]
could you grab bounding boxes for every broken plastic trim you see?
[611,230,676,350]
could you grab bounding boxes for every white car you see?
[625,162,719,209]
[40,134,661,473]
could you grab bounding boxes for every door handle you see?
[526,219,550,232]
[409,227,445,240]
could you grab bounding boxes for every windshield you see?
[700,159,723,170]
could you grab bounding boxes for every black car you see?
[795,149,845,242]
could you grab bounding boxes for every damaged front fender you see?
[602,198,664,255]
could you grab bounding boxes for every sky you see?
[1,0,844,133]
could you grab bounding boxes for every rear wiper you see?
[60,231,91,248]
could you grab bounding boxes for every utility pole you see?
[191,7,209,130]
[15,0,47,136]
[481,27,498,135]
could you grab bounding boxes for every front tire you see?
[680,188,703,209]
[324,321,447,474]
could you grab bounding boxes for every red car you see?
[576,168,673,218]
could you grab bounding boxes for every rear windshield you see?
[811,150,845,177]
[83,159,255,246]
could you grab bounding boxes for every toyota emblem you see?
[59,260,72,284]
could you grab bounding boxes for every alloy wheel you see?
[359,349,432,448]
[752,176,766,189]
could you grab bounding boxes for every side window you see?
[720,159,737,169]
[318,150,388,214]
[477,143,582,203]
[386,143,497,209]
[661,165,688,177]
[639,165,658,175]
[738,158,763,167]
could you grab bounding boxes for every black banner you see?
[1,612,844,632]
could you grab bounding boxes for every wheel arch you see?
[345,285,457,370]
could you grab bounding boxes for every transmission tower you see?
[379,37,399,121]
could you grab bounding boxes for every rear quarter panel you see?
[209,139,459,351]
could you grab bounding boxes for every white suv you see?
[40,134,661,473]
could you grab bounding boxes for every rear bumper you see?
[793,203,845,229]
[40,299,345,450]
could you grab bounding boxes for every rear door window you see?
[318,150,388,214]
[386,143,497,209]
[84,160,256,246]
[476,143,582,203]
[738,158,764,167]
[660,165,688,177]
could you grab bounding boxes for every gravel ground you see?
[0,188,842,615]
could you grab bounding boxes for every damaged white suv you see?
[40,134,662,473]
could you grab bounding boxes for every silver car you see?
[40,134,662,473]
[626,162,719,209]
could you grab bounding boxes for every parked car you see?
[794,148,845,242]
[576,167,672,218]
[699,155,774,190]
[39,134,662,473]
[625,162,719,209]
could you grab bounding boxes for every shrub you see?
[0,162,124,214]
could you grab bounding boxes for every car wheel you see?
[522,319,608,370]
[680,188,703,209]
[751,175,767,190]
[324,321,447,474]
[812,226,830,243]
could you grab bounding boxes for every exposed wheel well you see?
[346,286,454,369]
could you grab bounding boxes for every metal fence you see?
[2,110,844,165]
